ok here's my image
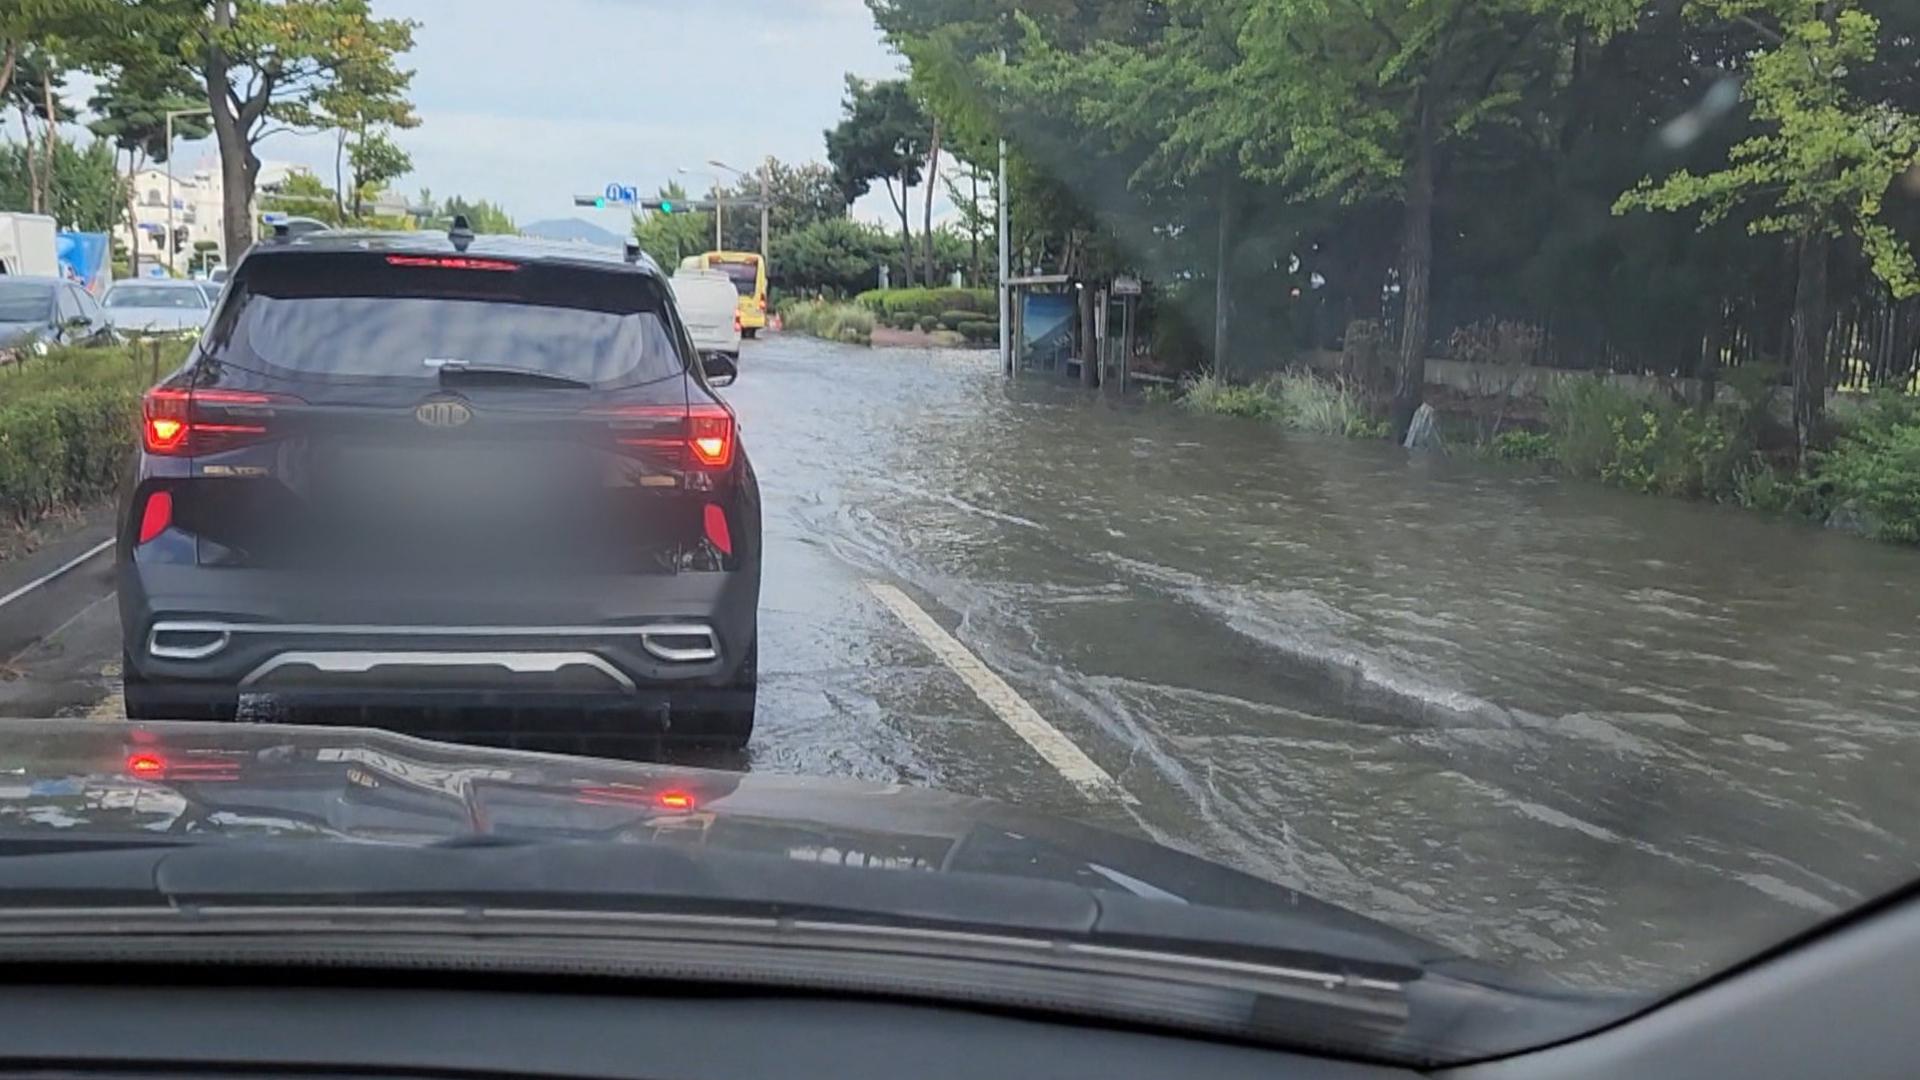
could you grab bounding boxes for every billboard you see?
[55,231,109,294]
[1020,292,1076,371]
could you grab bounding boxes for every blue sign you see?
[260,211,288,225]
[603,183,638,205]
[55,231,108,293]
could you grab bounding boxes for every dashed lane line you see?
[0,538,113,612]
[867,582,1131,803]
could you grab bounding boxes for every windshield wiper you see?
[430,359,590,389]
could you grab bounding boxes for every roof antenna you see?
[623,238,642,264]
[271,222,292,242]
[448,214,474,253]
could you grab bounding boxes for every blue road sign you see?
[603,183,638,205]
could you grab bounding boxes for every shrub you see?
[1813,395,1920,542]
[854,288,888,312]
[930,288,987,314]
[878,288,946,319]
[1273,370,1370,436]
[1180,374,1281,419]
[938,309,974,330]
[916,315,939,333]
[1544,376,1750,500]
[0,343,169,525]
[955,320,999,343]
[1485,428,1555,461]
[783,301,874,346]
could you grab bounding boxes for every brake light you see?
[385,255,517,271]
[125,751,166,778]
[656,790,695,811]
[756,296,767,312]
[703,503,733,555]
[601,403,735,470]
[733,313,742,332]
[688,405,733,468]
[137,490,173,544]
[142,386,299,456]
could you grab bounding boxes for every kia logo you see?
[415,399,472,429]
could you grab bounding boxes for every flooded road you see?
[8,329,1919,997]
[728,333,1920,994]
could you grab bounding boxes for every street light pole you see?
[678,167,724,250]
[709,159,769,265]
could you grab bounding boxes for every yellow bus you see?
[681,251,767,337]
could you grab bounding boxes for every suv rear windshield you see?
[208,250,688,385]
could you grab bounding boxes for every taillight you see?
[599,403,735,470]
[142,386,300,456]
[733,313,742,332]
[137,490,173,544]
[756,296,767,312]
[688,405,733,468]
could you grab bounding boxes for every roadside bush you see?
[0,343,172,525]
[931,287,990,313]
[1812,394,1920,542]
[955,320,999,343]
[784,301,873,346]
[1544,375,1751,500]
[1180,374,1280,419]
[938,309,974,331]
[1273,371,1372,437]
[916,315,939,333]
[1484,428,1555,461]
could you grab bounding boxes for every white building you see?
[113,155,313,276]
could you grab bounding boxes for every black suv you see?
[115,224,762,751]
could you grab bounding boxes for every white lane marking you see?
[0,538,113,612]
[867,582,1130,802]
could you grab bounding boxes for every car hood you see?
[104,307,205,331]
[0,716,1456,959]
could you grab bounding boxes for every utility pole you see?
[998,135,1011,377]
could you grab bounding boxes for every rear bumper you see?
[118,562,758,710]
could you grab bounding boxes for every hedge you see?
[0,343,182,526]
[855,286,995,320]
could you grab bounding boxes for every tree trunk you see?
[1790,225,1831,460]
[1391,93,1437,443]
[125,148,142,278]
[206,0,264,262]
[923,118,941,286]
[40,70,57,217]
[898,166,915,288]
[0,42,15,104]
[1212,172,1233,378]
[334,128,347,221]
[969,170,981,286]
[18,104,41,214]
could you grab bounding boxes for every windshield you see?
[713,260,760,295]
[105,286,209,309]
[4,0,1919,1068]
[0,281,52,323]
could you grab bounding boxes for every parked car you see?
[0,274,116,356]
[101,280,215,335]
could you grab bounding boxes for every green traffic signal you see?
[659,200,674,213]
[594,197,607,207]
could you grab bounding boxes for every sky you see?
[47,0,929,228]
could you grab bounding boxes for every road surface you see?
[5,331,1920,996]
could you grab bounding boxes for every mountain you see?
[520,218,625,246]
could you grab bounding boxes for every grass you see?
[1179,371,1386,437]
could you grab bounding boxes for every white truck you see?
[0,213,58,277]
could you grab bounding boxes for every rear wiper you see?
[430,359,590,389]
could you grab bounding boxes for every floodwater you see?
[727,332,1920,993]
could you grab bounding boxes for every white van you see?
[671,268,742,361]
[0,213,57,277]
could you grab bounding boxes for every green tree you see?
[1617,0,1920,452]
[826,76,932,285]
[0,137,125,231]
[346,128,411,220]
[108,0,418,261]
[432,194,515,235]
[87,53,211,272]
[258,169,345,225]
[715,157,849,254]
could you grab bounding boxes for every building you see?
[113,156,314,276]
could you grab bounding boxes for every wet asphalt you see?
[6,330,1920,995]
